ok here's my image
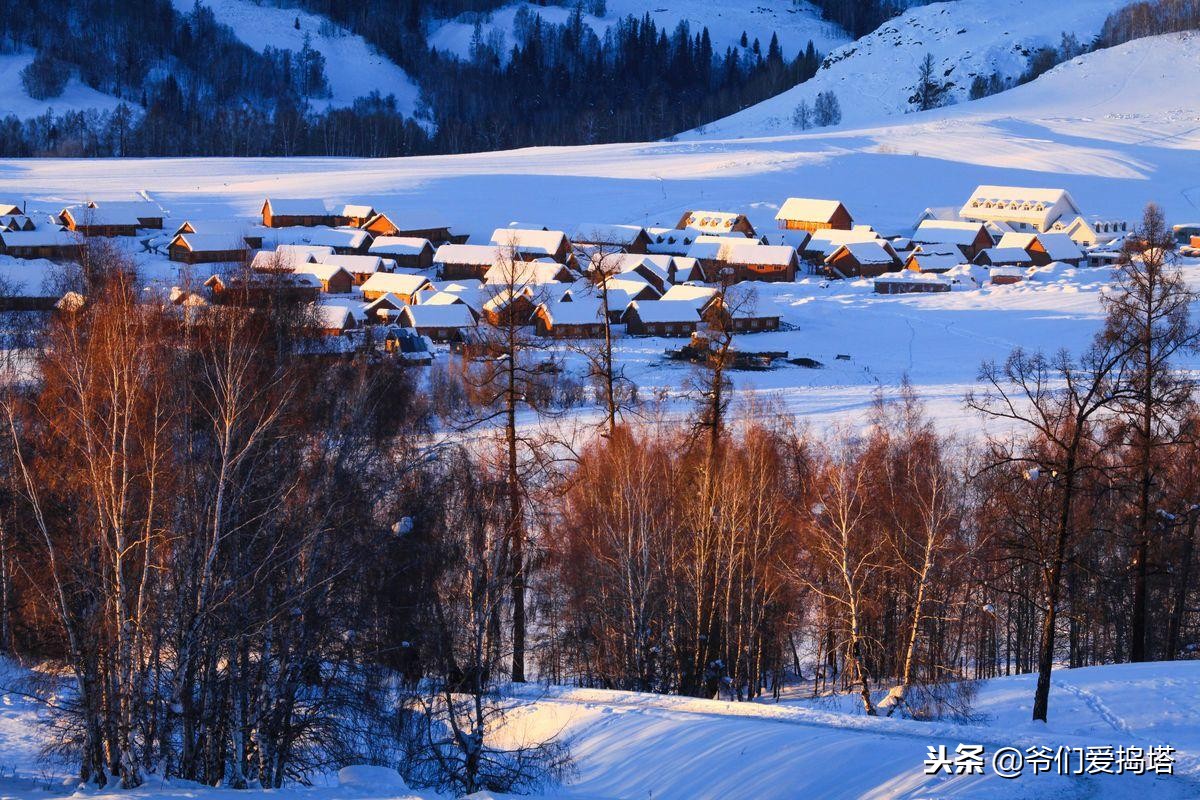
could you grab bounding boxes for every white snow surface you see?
[685,0,1131,136]
[428,0,849,62]
[2,33,1200,432]
[171,0,421,117]
[4,658,1200,798]
[0,52,133,120]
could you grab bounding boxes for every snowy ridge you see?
[684,0,1131,137]
[428,0,850,63]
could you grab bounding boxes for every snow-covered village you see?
[2,0,1200,799]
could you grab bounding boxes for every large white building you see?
[958,185,1126,245]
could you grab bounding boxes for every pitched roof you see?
[0,229,80,248]
[805,228,881,256]
[775,198,846,223]
[483,260,570,286]
[714,243,796,266]
[313,303,355,329]
[1036,232,1086,261]
[976,247,1035,264]
[62,205,144,227]
[660,284,718,309]
[960,185,1081,225]
[336,204,375,218]
[293,263,353,285]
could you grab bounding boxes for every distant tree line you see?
[1097,0,1200,47]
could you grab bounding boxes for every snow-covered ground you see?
[0,52,133,120]
[428,0,849,62]
[685,0,1131,135]
[170,0,422,117]
[3,658,1199,798]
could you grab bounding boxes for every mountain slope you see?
[684,0,1131,138]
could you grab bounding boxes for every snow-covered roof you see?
[0,257,58,295]
[316,253,384,274]
[805,228,881,255]
[660,284,718,309]
[628,299,702,324]
[336,204,375,218]
[775,197,845,223]
[714,243,796,266]
[570,223,646,246]
[960,185,1081,227]
[62,205,144,227]
[360,272,431,296]
[490,228,567,255]
[294,263,353,285]
[402,303,476,329]
[905,250,965,272]
[912,220,987,246]
[432,279,483,293]
[1036,232,1086,261]
[0,229,80,247]
[313,303,355,329]
[435,244,502,265]
[876,271,950,285]
[369,236,432,256]
[265,198,329,216]
[363,292,405,313]
[483,260,569,286]
[977,247,1035,264]
[601,275,661,298]
[538,297,606,326]
[291,227,370,250]
[0,204,20,216]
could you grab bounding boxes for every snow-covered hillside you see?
[686,0,1131,136]
[428,0,849,62]
[171,0,422,117]
[0,52,132,120]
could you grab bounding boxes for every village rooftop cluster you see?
[3,187,1199,354]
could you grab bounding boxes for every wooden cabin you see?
[534,298,607,338]
[996,232,1085,267]
[990,267,1025,286]
[204,273,322,307]
[294,264,355,294]
[481,288,537,327]
[700,243,798,283]
[167,233,250,264]
[490,228,572,263]
[774,198,853,233]
[315,253,385,285]
[702,298,781,333]
[434,244,502,281]
[623,300,701,337]
[823,241,902,279]
[314,305,358,336]
[60,206,142,237]
[336,204,376,228]
[0,229,82,260]
[261,198,346,228]
[368,236,435,268]
[360,272,431,303]
[911,220,992,260]
[974,247,1035,268]
[904,246,966,274]
[1,215,36,232]
[399,304,476,342]
[675,210,757,238]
